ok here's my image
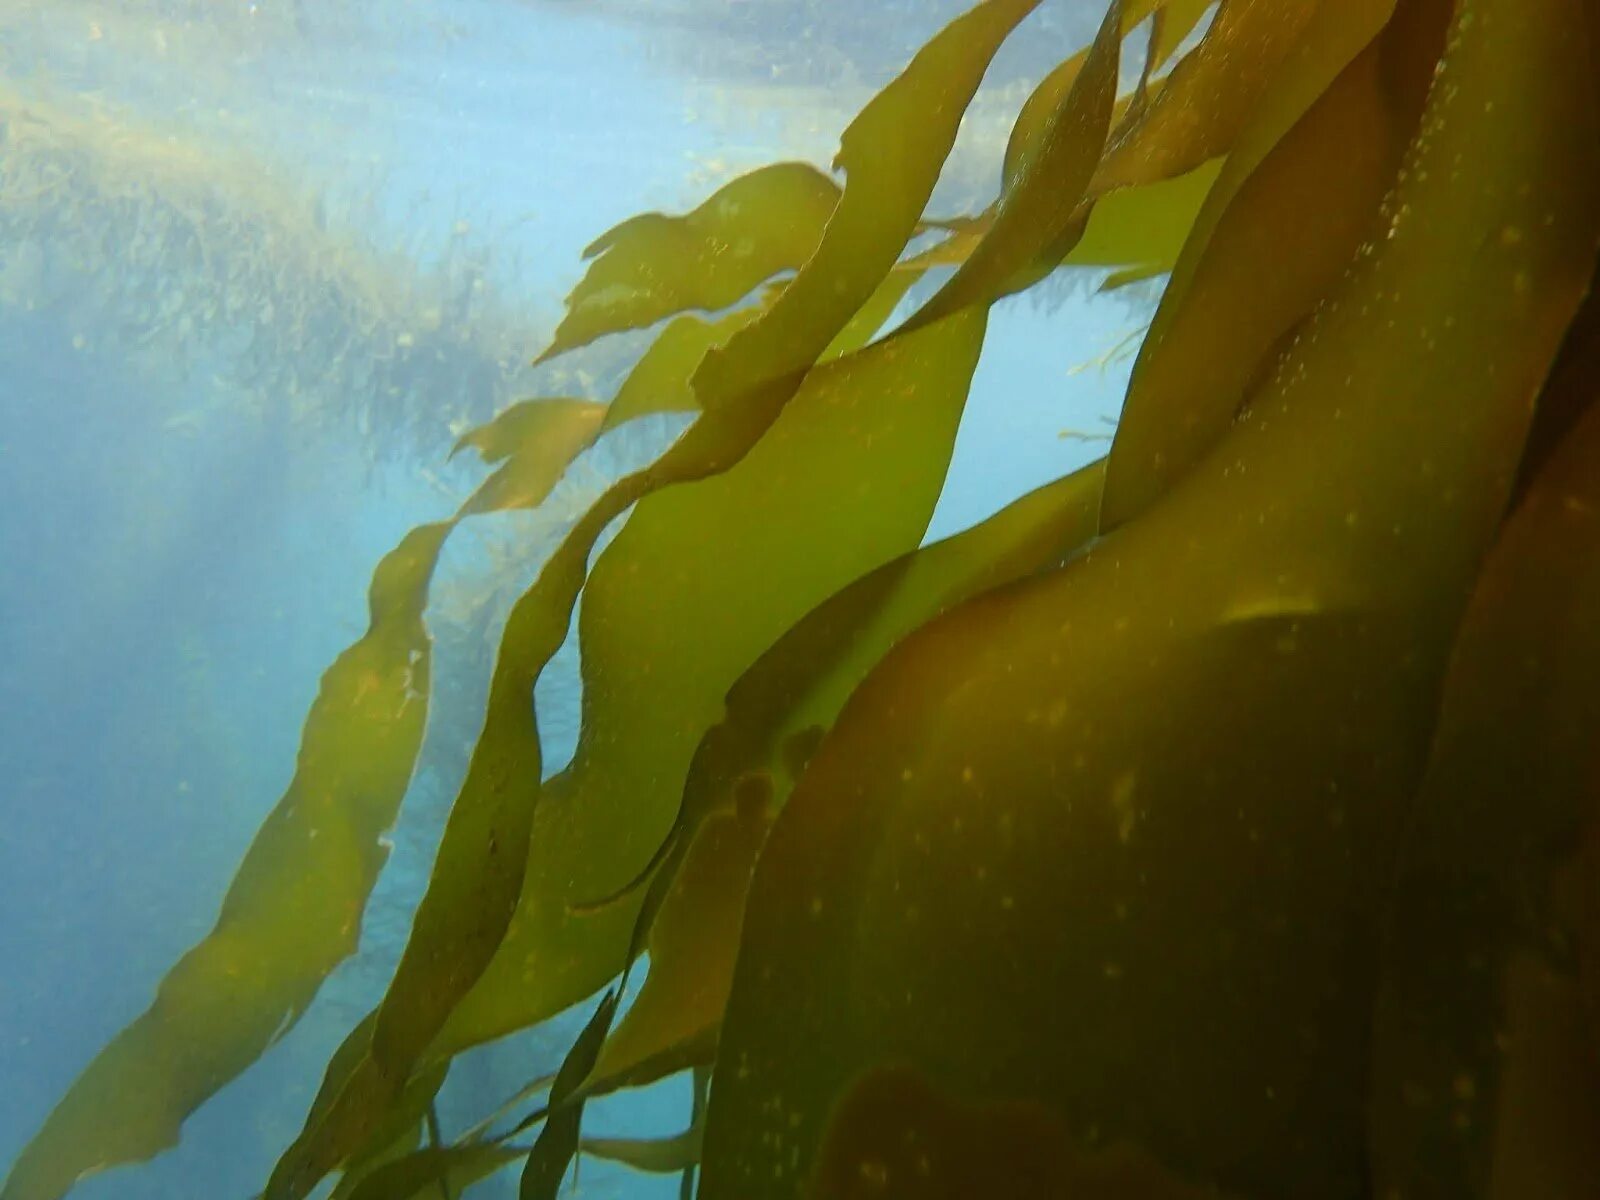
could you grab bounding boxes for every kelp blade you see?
[1099,0,1441,530]
[585,462,1107,1092]
[1372,298,1600,1196]
[2,392,607,1200]
[267,6,1041,1188]
[808,1064,1229,1199]
[537,162,840,363]
[0,523,447,1200]
[700,0,1600,1192]
[436,309,990,1057]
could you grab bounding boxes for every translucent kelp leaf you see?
[1371,308,1600,1197]
[1091,0,1321,194]
[581,463,1106,1093]
[537,163,841,363]
[267,6,1040,1192]
[907,0,1121,326]
[700,0,1600,1193]
[692,0,1042,411]
[998,0,1211,188]
[808,1064,1227,1200]
[580,1128,703,1175]
[1058,159,1221,274]
[935,0,1308,296]
[912,159,1221,281]
[457,400,608,516]
[1098,0,1442,530]
[1148,0,1218,67]
[0,521,448,1200]
[339,1145,523,1200]
[325,1062,449,1200]
[436,309,989,1058]
[599,307,765,434]
[2,387,607,1200]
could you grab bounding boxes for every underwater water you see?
[2,0,1597,1198]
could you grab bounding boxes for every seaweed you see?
[5,0,1599,1196]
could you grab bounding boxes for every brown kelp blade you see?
[440,50,1145,1047]
[265,5,1044,1194]
[340,1144,524,1200]
[434,308,990,1059]
[0,522,446,1200]
[536,162,841,364]
[584,462,1107,1093]
[580,1127,703,1176]
[519,991,619,1200]
[1099,0,1442,530]
[699,0,1600,1191]
[1090,0,1321,194]
[1372,298,1600,1197]
[0,397,604,1200]
[807,1064,1231,1200]
[905,0,1123,329]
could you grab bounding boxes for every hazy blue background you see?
[0,1,1147,1195]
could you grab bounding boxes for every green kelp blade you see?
[536,162,841,363]
[691,0,1041,412]
[520,990,619,1200]
[1371,309,1600,1196]
[909,158,1221,281]
[913,0,1314,309]
[584,463,1107,1093]
[451,397,596,464]
[807,1064,1231,1200]
[406,0,1043,1068]
[1090,0,1322,195]
[325,1061,449,1200]
[907,0,1122,328]
[998,0,1212,188]
[580,1127,703,1176]
[1058,159,1221,275]
[1,383,611,1200]
[1148,0,1218,68]
[1098,0,1443,532]
[701,0,1600,1191]
[268,5,1038,1185]
[599,305,767,434]
[342,1145,524,1200]
[596,262,906,437]
[0,521,447,1200]
[327,1123,423,1200]
[458,400,607,516]
[435,309,989,1059]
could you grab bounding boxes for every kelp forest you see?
[4,0,1599,1196]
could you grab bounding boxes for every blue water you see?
[0,2,1139,1196]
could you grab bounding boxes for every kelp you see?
[8,0,1600,1196]
[583,461,1107,1095]
[1100,0,1443,529]
[700,0,1599,1195]
[0,397,602,1200]
[536,163,841,363]
[261,4,1043,1196]
[1370,287,1600,1198]
[806,1064,1228,1199]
